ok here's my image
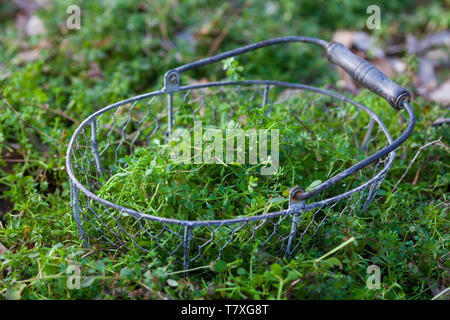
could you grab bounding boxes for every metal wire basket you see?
[66,36,415,271]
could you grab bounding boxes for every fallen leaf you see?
[26,15,47,36]
[87,62,104,80]
[14,0,40,12]
[428,81,450,105]
[408,31,450,54]
[332,31,384,58]
[332,30,355,48]
[371,57,396,77]
[15,13,29,33]
[23,226,31,238]
[14,48,41,63]
[128,288,144,298]
[431,118,450,127]
[387,58,407,73]
[353,32,384,58]
[417,58,438,89]
[0,242,8,255]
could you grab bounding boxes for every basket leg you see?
[262,85,271,115]
[166,93,174,141]
[90,120,104,177]
[70,181,89,248]
[183,225,192,276]
[286,196,306,259]
[285,212,299,258]
[360,118,375,152]
[362,175,384,214]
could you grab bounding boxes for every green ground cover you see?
[0,0,448,299]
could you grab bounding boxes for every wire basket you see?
[66,36,415,271]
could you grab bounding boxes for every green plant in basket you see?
[95,91,367,250]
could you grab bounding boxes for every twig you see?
[1,95,63,145]
[1,159,26,162]
[412,162,425,185]
[360,118,374,151]
[314,237,355,264]
[289,111,317,140]
[164,264,211,276]
[37,259,43,279]
[41,104,80,124]
[393,138,449,191]
[207,2,250,57]
[284,278,301,299]
[431,287,450,300]
[432,118,450,127]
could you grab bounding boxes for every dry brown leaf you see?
[0,242,8,255]
[14,48,41,63]
[26,15,47,36]
[417,58,438,90]
[408,31,450,55]
[428,81,450,105]
[332,31,385,57]
[87,62,104,80]
[332,30,355,48]
[14,0,40,12]
[371,58,396,77]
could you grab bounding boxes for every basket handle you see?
[164,36,411,110]
[326,42,410,110]
[163,36,328,91]
[162,36,416,201]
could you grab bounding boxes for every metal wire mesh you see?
[67,81,393,270]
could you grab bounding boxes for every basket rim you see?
[66,80,395,227]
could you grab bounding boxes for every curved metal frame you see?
[66,36,416,267]
[66,80,404,227]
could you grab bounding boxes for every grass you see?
[0,0,449,300]
[96,84,365,221]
